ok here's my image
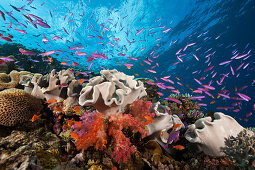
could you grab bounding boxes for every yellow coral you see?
[0,88,43,126]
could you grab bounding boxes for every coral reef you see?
[0,70,31,90]
[0,55,15,73]
[0,88,43,126]
[222,129,255,169]
[0,127,81,169]
[20,69,82,115]
[136,78,160,102]
[162,93,204,124]
[79,69,147,115]
[185,112,254,156]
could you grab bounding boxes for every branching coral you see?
[129,99,155,122]
[222,129,255,168]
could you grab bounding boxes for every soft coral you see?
[75,112,107,151]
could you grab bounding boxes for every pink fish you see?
[219,60,232,65]
[69,46,84,50]
[236,92,251,101]
[88,62,93,70]
[52,36,62,40]
[19,48,36,55]
[96,35,103,39]
[162,27,171,33]
[39,50,55,56]
[193,54,199,61]
[0,10,5,20]
[15,28,27,34]
[230,65,235,75]
[136,28,144,36]
[147,69,156,73]
[164,97,182,104]
[118,53,126,56]
[62,27,69,35]
[141,46,146,51]
[143,60,151,65]
[75,51,87,56]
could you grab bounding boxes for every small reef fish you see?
[164,97,182,104]
[1,36,12,42]
[31,114,41,122]
[15,28,27,34]
[54,105,63,112]
[172,124,182,130]
[172,145,185,150]
[143,115,155,125]
[19,48,36,55]
[165,130,180,149]
[46,99,57,103]
[73,106,82,114]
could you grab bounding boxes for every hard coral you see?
[0,88,43,126]
[222,129,255,169]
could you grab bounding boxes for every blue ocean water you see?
[0,0,254,127]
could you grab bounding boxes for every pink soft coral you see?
[71,111,96,137]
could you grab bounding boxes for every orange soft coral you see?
[75,113,107,151]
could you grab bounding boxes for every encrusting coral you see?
[0,88,43,126]
[79,69,147,116]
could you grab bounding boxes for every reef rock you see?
[79,69,147,116]
[184,112,254,157]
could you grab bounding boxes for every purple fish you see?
[164,97,182,104]
[136,28,144,36]
[165,130,180,149]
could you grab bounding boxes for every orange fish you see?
[62,124,69,130]
[143,115,155,125]
[70,132,79,140]
[79,79,85,84]
[46,99,57,103]
[101,31,104,35]
[126,66,131,69]
[67,120,75,126]
[116,63,121,65]
[210,101,215,104]
[161,130,164,136]
[32,114,40,122]
[73,106,81,113]
[172,145,185,150]
[134,73,139,76]
[176,76,180,80]
[58,114,62,119]
[74,121,83,127]
[61,62,67,65]
[217,95,220,99]
[172,124,182,130]
[235,87,237,92]
[140,63,144,66]
[49,57,53,62]
[54,105,63,112]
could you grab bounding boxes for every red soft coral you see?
[130,99,155,122]
[75,113,107,151]
[108,113,147,163]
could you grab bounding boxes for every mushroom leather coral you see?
[0,70,31,90]
[0,88,43,126]
[79,69,147,116]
